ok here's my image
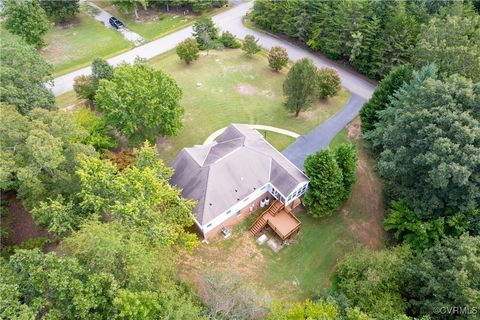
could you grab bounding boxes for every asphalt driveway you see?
[282,94,366,170]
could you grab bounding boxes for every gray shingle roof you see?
[170,124,308,226]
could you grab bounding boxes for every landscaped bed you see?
[178,119,385,302]
[41,12,132,76]
[149,49,350,162]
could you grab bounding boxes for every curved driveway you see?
[51,1,376,168]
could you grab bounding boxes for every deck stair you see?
[249,200,284,235]
[269,201,283,216]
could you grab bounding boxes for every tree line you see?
[251,0,480,80]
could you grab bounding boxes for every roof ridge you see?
[197,165,210,224]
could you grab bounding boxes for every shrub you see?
[242,34,261,55]
[73,75,95,100]
[219,31,241,48]
[268,46,289,71]
[316,67,341,98]
[176,38,200,64]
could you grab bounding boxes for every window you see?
[236,210,241,215]
[206,223,212,228]
[226,210,231,215]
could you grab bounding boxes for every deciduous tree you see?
[336,246,412,319]
[0,32,55,114]
[0,106,96,210]
[283,58,317,116]
[76,143,197,247]
[200,270,271,319]
[414,13,480,81]
[73,106,117,152]
[73,75,95,100]
[176,38,200,64]
[384,201,480,251]
[0,249,117,319]
[268,299,339,320]
[40,0,80,23]
[268,46,288,71]
[404,235,480,318]
[3,0,50,47]
[95,63,184,142]
[369,65,480,217]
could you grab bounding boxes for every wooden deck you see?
[250,200,301,240]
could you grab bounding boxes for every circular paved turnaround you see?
[203,124,300,145]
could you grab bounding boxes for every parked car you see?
[109,16,124,29]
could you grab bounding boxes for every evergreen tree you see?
[334,144,357,201]
[360,64,413,135]
[91,57,114,92]
[242,35,261,56]
[304,149,345,217]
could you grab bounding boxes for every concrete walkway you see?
[86,2,144,46]
[282,93,365,170]
[203,124,300,145]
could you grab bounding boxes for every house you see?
[170,124,309,239]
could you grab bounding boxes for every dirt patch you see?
[347,118,362,140]
[340,118,385,250]
[178,232,267,292]
[235,83,258,96]
[40,39,68,62]
[1,192,50,248]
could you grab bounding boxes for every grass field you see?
[41,12,131,76]
[149,49,350,162]
[97,5,195,41]
[179,119,385,302]
[55,91,80,109]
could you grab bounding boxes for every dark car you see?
[109,16,124,29]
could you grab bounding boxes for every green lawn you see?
[329,127,348,148]
[98,5,195,41]
[149,49,350,162]
[41,12,131,76]
[259,209,361,300]
[55,91,80,110]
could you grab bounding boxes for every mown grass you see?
[329,127,348,148]
[97,5,195,41]
[41,12,131,76]
[149,49,350,162]
[55,91,80,110]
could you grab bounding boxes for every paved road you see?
[282,94,365,170]
[51,2,375,99]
